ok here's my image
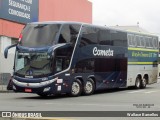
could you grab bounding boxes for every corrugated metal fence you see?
[0,73,11,91]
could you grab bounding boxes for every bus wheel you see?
[83,78,95,95]
[135,77,141,89]
[140,78,147,89]
[70,79,82,97]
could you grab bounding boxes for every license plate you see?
[25,88,32,92]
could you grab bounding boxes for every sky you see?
[91,0,160,36]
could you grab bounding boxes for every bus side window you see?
[80,26,99,47]
[153,37,158,49]
[127,34,132,46]
[99,28,111,45]
[110,30,127,47]
[58,24,80,45]
[136,35,141,47]
[128,34,137,47]
[94,58,127,72]
[55,58,63,72]
[145,37,150,48]
[140,36,145,47]
[75,59,94,73]
[54,47,73,73]
[149,37,153,48]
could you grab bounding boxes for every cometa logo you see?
[93,47,114,56]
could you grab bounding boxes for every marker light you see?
[18,33,23,42]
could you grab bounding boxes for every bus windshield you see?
[20,24,61,47]
[15,52,52,77]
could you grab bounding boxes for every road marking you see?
[144,91,159,94]
[127,90,146,93]
[45,102,130,107]
[127,90,159,94]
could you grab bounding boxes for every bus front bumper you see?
[12,78,65,94]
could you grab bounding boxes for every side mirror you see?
[4,44,17,59]
[4,48,8,59]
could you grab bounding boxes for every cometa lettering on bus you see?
[93,47,114,56]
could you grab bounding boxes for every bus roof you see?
[29,21,83,25]
[28,21,158,37]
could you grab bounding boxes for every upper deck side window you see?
[98,27,127,47]
[127,34,158,49]
[127,34,136,47]
[58,24,81,45]
[110,30,127,47]
[80,25,99,47]
[153,37,159,48]
[80,25,127,47]
[99,28,111,45]
[140,36,145,47]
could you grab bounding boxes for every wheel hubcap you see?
[143,79,146,86]
[72,82,80,95]
[85,81,93,93]
[136,79,140,87]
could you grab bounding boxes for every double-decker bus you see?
[4,21,159,97]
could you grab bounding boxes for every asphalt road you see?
[0,81,160,120]
[0,82,160,111]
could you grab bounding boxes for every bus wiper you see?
[30,62,50,70]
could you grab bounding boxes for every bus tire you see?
[135,77,141,89]
[140,78,147,89]
[70,79,82,97]
[83,78,95,95]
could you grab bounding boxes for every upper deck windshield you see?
[20,24,61,47]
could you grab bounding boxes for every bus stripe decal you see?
[128,62,157,65]
[128,47,159,52]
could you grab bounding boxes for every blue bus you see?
[4,21,159,97]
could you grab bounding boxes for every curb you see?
[0,85,13,93]
[0,90,14,93]
[0,90,13,93]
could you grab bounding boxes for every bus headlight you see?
[43,87,51,92]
